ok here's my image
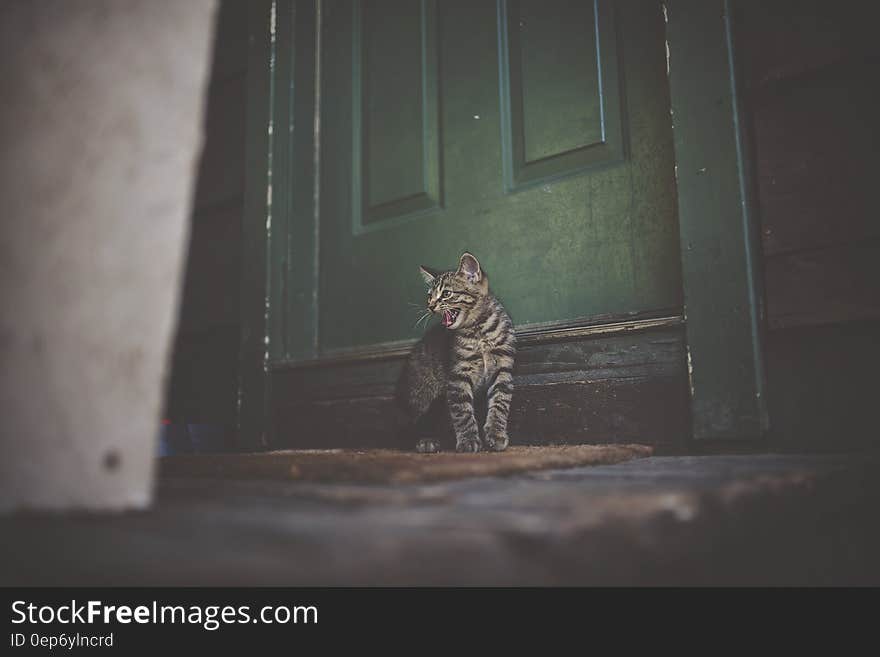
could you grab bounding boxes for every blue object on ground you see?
[187,424,229,453]
[158,423,193,456]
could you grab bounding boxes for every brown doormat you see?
[159,444,653,485]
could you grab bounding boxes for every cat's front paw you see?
[416,438,442,453]
[455,436,481,453]
[483,430,510,452]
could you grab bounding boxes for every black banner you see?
[0,587,866,652]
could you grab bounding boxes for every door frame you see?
[238,0,767,450]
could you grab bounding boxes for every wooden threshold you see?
[269,311,684,370]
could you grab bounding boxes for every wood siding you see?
[737,0,880,450]
[738,0,880,329]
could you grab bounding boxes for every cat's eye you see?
[442,290,452,299]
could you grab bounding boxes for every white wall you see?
[0,0,218,510]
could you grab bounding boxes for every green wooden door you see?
[242,0,768,449]
[303,0,681,356]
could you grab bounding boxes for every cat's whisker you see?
[407,302,431,316]
[413,310,431,329]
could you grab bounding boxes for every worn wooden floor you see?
[2,452,879,586]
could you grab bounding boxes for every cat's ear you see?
[457,252,482,283]
[419,265,438,285]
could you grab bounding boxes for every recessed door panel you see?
[354,0,440,231]
[499,0,624,189]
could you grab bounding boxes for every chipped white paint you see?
[686,346,695,398]
[262,0,278,371]
[266,183,272,221]
[665,40,670,77]
[269,0,276,41]
[662,3,670,77]
[263,294,271,372]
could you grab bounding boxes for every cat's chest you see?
[456,335,498,384]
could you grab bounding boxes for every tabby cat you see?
[396,252,516,453]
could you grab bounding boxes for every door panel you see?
[499,0,623,188]
[318,0,680,354]
[517,0,603,162]
[355,0,440,228]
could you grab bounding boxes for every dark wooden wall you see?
[737,0,880,450]
[164,1,248,427]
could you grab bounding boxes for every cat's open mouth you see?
[441,308,460,328]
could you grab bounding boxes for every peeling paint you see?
[664,40,670,77]
[269,0,276,41]
[262,0,277,373]
[661,3,670,77]
[266,183,272,221]
[686,346,695,398]
[263,294,271,372]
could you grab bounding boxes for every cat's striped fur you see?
[396,252,516,453]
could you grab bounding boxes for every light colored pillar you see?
[0,0,218,510]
